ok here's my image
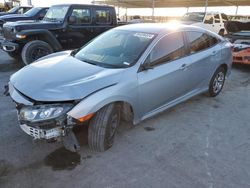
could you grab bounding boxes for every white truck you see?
[181,12,228,35]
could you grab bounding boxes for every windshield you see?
[24,7,40,16]
[8,6,18,13]
[181,12,205,22]
[74,30,155,68]
[43,5,69,22]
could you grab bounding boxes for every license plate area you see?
[20,124,62,140]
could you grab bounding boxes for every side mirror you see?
[39,13,45,20]
[68,16,76,24]
[140,57,153,71]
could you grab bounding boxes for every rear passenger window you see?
[186,32,219,54]
[214,14,220,23]
[149,32,186,66]
[221,13,228,23]
[96,9,111,24]
[71,8,91,24]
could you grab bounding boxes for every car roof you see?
[114,23,206,35]
[51,4,113,8]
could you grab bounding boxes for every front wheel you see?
[21,40,53,65]
[88,104,121,152]
[208,66,226,97]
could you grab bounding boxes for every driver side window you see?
[149,32,186,67]
[71,8,91,24]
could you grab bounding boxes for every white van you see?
[181,12,228,35]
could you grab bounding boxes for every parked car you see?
[0,7,49,36]
[0,5,32,16]
[0,4,118,65]
[181,12,228,35]
[224,21,250,64]
[232,43,250,64]
[6,24,232,152]
[228,15,250,22]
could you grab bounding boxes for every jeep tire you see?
[21,40,53,65]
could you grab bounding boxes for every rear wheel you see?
[21,40,53,65]
[88,104,121,152]
[208,66,226,97]
[218,29,225,36]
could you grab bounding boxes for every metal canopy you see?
[94,0,250,8]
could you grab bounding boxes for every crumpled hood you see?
[10,51,125,102]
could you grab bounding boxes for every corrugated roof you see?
[94,0,250,8]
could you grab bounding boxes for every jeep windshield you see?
[74,30,155,68]
[43,5,69,22]
[24,7,41,17]
[181,12,205,22]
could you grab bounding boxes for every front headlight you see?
[19,104,73,122]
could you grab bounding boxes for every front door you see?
[138,32,194,116]
[66,6,94,49]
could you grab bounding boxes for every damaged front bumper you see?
[8,82,81,151]
[19,123,64,140]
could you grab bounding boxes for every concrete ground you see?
[0,50,250,188]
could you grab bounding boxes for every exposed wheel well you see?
[23,34,61,51]
[220,64,228,73]
[110,101,134,123]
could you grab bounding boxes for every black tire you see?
[218,29,225,36]
[21,40,53,65]
[88,104,121,152]
[208,66,226,97]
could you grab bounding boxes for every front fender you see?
[67,83,141,125]
[17,29,62,51]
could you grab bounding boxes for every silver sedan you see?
[8,23,232,152]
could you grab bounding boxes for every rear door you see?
[203,13,216,33]
[184,31,222,89]
[92,7,115,35]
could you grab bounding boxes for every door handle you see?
[211,51,217,56]
[179,64,188,70]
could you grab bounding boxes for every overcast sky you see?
[20,0,250,16]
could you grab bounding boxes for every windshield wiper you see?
[78,58,126,69]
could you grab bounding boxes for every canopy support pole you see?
[125,7,128,22]
[204,0,208,13]
[152,0,155,20]
[235,6,239,15]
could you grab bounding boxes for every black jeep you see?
[1,4,117,65]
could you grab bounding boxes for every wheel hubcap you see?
[31,47,50,61]
[212,71,225,94]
